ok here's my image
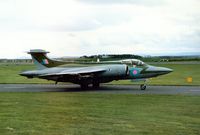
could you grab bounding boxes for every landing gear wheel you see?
[80,84,88,90]
[93,83,100,88]
[140,84,146,90]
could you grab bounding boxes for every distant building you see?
[0,59,33,64]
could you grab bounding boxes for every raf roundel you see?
[129,68,140,77]
[42,59,49,65]
[133,70,138,75]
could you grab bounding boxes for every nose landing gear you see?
[140,80,147,90]
[140,84,146,90]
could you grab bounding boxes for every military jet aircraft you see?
[20,49,173,90]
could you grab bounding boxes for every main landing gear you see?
[93,83,100,88]
[80,84,88,90]
[80,82,100,89]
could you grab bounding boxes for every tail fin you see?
[28,49,67,69]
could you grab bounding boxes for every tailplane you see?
[28,49,67,69]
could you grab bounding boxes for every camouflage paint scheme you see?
[20,49,173,90]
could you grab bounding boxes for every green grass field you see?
[0,93,199,135]
[0,63,199,85]
[0,63,199,135]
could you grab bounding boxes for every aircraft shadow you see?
[46,85,140,92]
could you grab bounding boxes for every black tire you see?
[93,83,100,88]
[140,84,146,90]
[80,84,88,90]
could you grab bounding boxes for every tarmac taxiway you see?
[0,84,199,95]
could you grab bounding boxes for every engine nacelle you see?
[100,64,128,77]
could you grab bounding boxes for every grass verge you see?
[0,93,199,135]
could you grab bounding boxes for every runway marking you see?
[189,89,200,92]
[4,86,26,89]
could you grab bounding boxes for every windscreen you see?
[121,59,145,66]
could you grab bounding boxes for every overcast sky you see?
[0,0,200,58]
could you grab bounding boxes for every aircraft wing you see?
[39,67,106,77]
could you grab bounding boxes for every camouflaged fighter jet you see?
[20,49,173,90]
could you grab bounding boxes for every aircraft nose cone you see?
[145,66,173,75]
[162,67,173,73]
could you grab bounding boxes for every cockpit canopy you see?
[120,59,146,66]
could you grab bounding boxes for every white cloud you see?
[0,0,199,58]
[77,0,166,6]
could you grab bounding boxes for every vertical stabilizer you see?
[28,49,66,69]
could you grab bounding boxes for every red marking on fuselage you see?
[133,70,137,75]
